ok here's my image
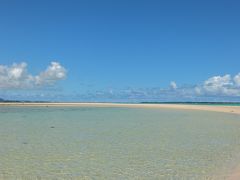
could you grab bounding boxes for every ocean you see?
[0,106,240,179]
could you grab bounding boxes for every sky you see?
[0,0,240,102]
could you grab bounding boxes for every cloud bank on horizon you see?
[0,62,67,89]
[79,73,240,101]
[0,61,239,101]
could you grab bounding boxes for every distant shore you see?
[0,102,240,115]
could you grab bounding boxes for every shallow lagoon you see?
[0,106,240,179]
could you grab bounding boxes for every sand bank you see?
[0,102,240,115]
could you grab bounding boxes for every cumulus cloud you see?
[170,81,177,90]
[196,73,240,96]
[35,62,67,85]
[234,73,240,87]
[0,62,66,89]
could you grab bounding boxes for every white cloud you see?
[170,81,177,90]
[35,62,67,85]
[234,73,240,87]
[0,62,66,89]
[196,73,240,96]
[203,74,232,94]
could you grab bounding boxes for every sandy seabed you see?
[1,102,240,179]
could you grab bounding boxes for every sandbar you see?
[0,102,240,115]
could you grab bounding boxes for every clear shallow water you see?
[0,106,240,179]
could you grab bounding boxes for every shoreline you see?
[0,102,240,115]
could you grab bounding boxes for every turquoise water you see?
[0,106,240,179]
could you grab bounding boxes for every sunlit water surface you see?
[0,106,240,179]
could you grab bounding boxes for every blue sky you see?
[0,0,240,102]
